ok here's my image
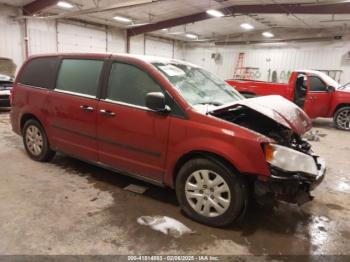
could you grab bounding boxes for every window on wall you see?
[107,62,164,107]
[18,57,59,89]
[309,76,327,92]
[56,59,104,97]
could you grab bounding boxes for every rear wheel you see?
[23,119,55,162]
[176,158,246,227]
[334,106,350,131]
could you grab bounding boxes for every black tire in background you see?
[23,119,56,162]
[333,106,350,131]
[176,158,247,227]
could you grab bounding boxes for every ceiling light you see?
[185,33,198,39]
[240,23,254,30]
[113,15,132,23]
[206,9,224,18]
[161,28,168,31]
[57,1,74,9]
[262,31,274,38]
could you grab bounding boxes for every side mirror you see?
[145,92,171,113]
[327,86,336,92]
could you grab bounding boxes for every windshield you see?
[319,72,341,89]
[152,62,244,108]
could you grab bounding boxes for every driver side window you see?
[309,76,327,92]
[107,62,164,107]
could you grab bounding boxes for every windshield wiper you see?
[195,101,223,106]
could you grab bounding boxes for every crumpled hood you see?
[211,95,312,135]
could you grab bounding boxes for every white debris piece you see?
[124,184,148,194]
[303,130,321,141]
[137,216,194,238]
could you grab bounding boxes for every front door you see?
[97,61,170,181]
[48,58,104,161]
[303,75,333,118]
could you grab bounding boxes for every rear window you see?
[17,57,59,89]
[56,59,103,97]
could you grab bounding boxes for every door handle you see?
[100,109,116,117]
[80,105,94,112]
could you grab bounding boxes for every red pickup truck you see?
[227,70,350,130]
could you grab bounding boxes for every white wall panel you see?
[107,27,126,53]
[57,22,107,53]
[0,5,24,72]
[27,19,57,55]
[130,34,145,55]
[145,37,173,58]
[184,41,350,84]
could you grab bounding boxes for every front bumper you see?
[255,156,326,205]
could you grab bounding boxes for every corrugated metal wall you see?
[184,42,350,84]
[0,6,24,73]
[1,4,349,84]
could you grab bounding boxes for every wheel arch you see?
[333,103,350,116]
[172,150,240,188]
[20,113,42,134]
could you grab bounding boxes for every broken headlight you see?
[263,143,318,176]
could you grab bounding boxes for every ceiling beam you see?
[127,2,350,36]
[23,0,59,15]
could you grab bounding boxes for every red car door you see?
[97,61,170,182]
[303,74,333,119]
[47,58,104,161]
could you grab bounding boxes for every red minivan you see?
[11,53,326,226]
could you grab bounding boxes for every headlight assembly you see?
[263,143,318,176]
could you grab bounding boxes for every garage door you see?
[57,22,107,53]
[145,37,173,58]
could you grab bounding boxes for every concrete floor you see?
[0,109,350,256]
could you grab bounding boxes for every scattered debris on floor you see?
[124,184,148,194]
[303,130,322,141]
[137,216,194,238]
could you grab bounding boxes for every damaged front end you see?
[210,95,326,205]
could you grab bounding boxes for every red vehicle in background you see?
[227,70,350,130]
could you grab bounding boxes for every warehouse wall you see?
[0,5,184,73]
[184,41,350,84]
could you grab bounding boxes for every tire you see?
[333,106,350,131]
[175,158,246,227]
[23,119,56,162]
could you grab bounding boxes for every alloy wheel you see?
[336,109,350,130]
[25,125,44,156]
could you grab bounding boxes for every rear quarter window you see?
[17,57,59,89]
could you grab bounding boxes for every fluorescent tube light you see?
[185,33,198,39]
[113,15,132,23]
[57,1,74,9]
[240,23,254,30]
[206,9,224,18]
[262,31,274,38]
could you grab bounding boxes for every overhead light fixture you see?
[206,9,224,18]
[262,31,274,38]
[161,28,168,31]
[240,23,254,30]
[57,1,74,9]
[113,15,132,23]
[185,33,198,39]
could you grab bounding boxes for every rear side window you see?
[56,59,104,97]
[18,57,59,89]
[107,62,163,107]
[309,76,327,92]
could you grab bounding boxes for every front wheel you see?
[23,119,56,162]
[176,158,246,227]
[334,106,350,131]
